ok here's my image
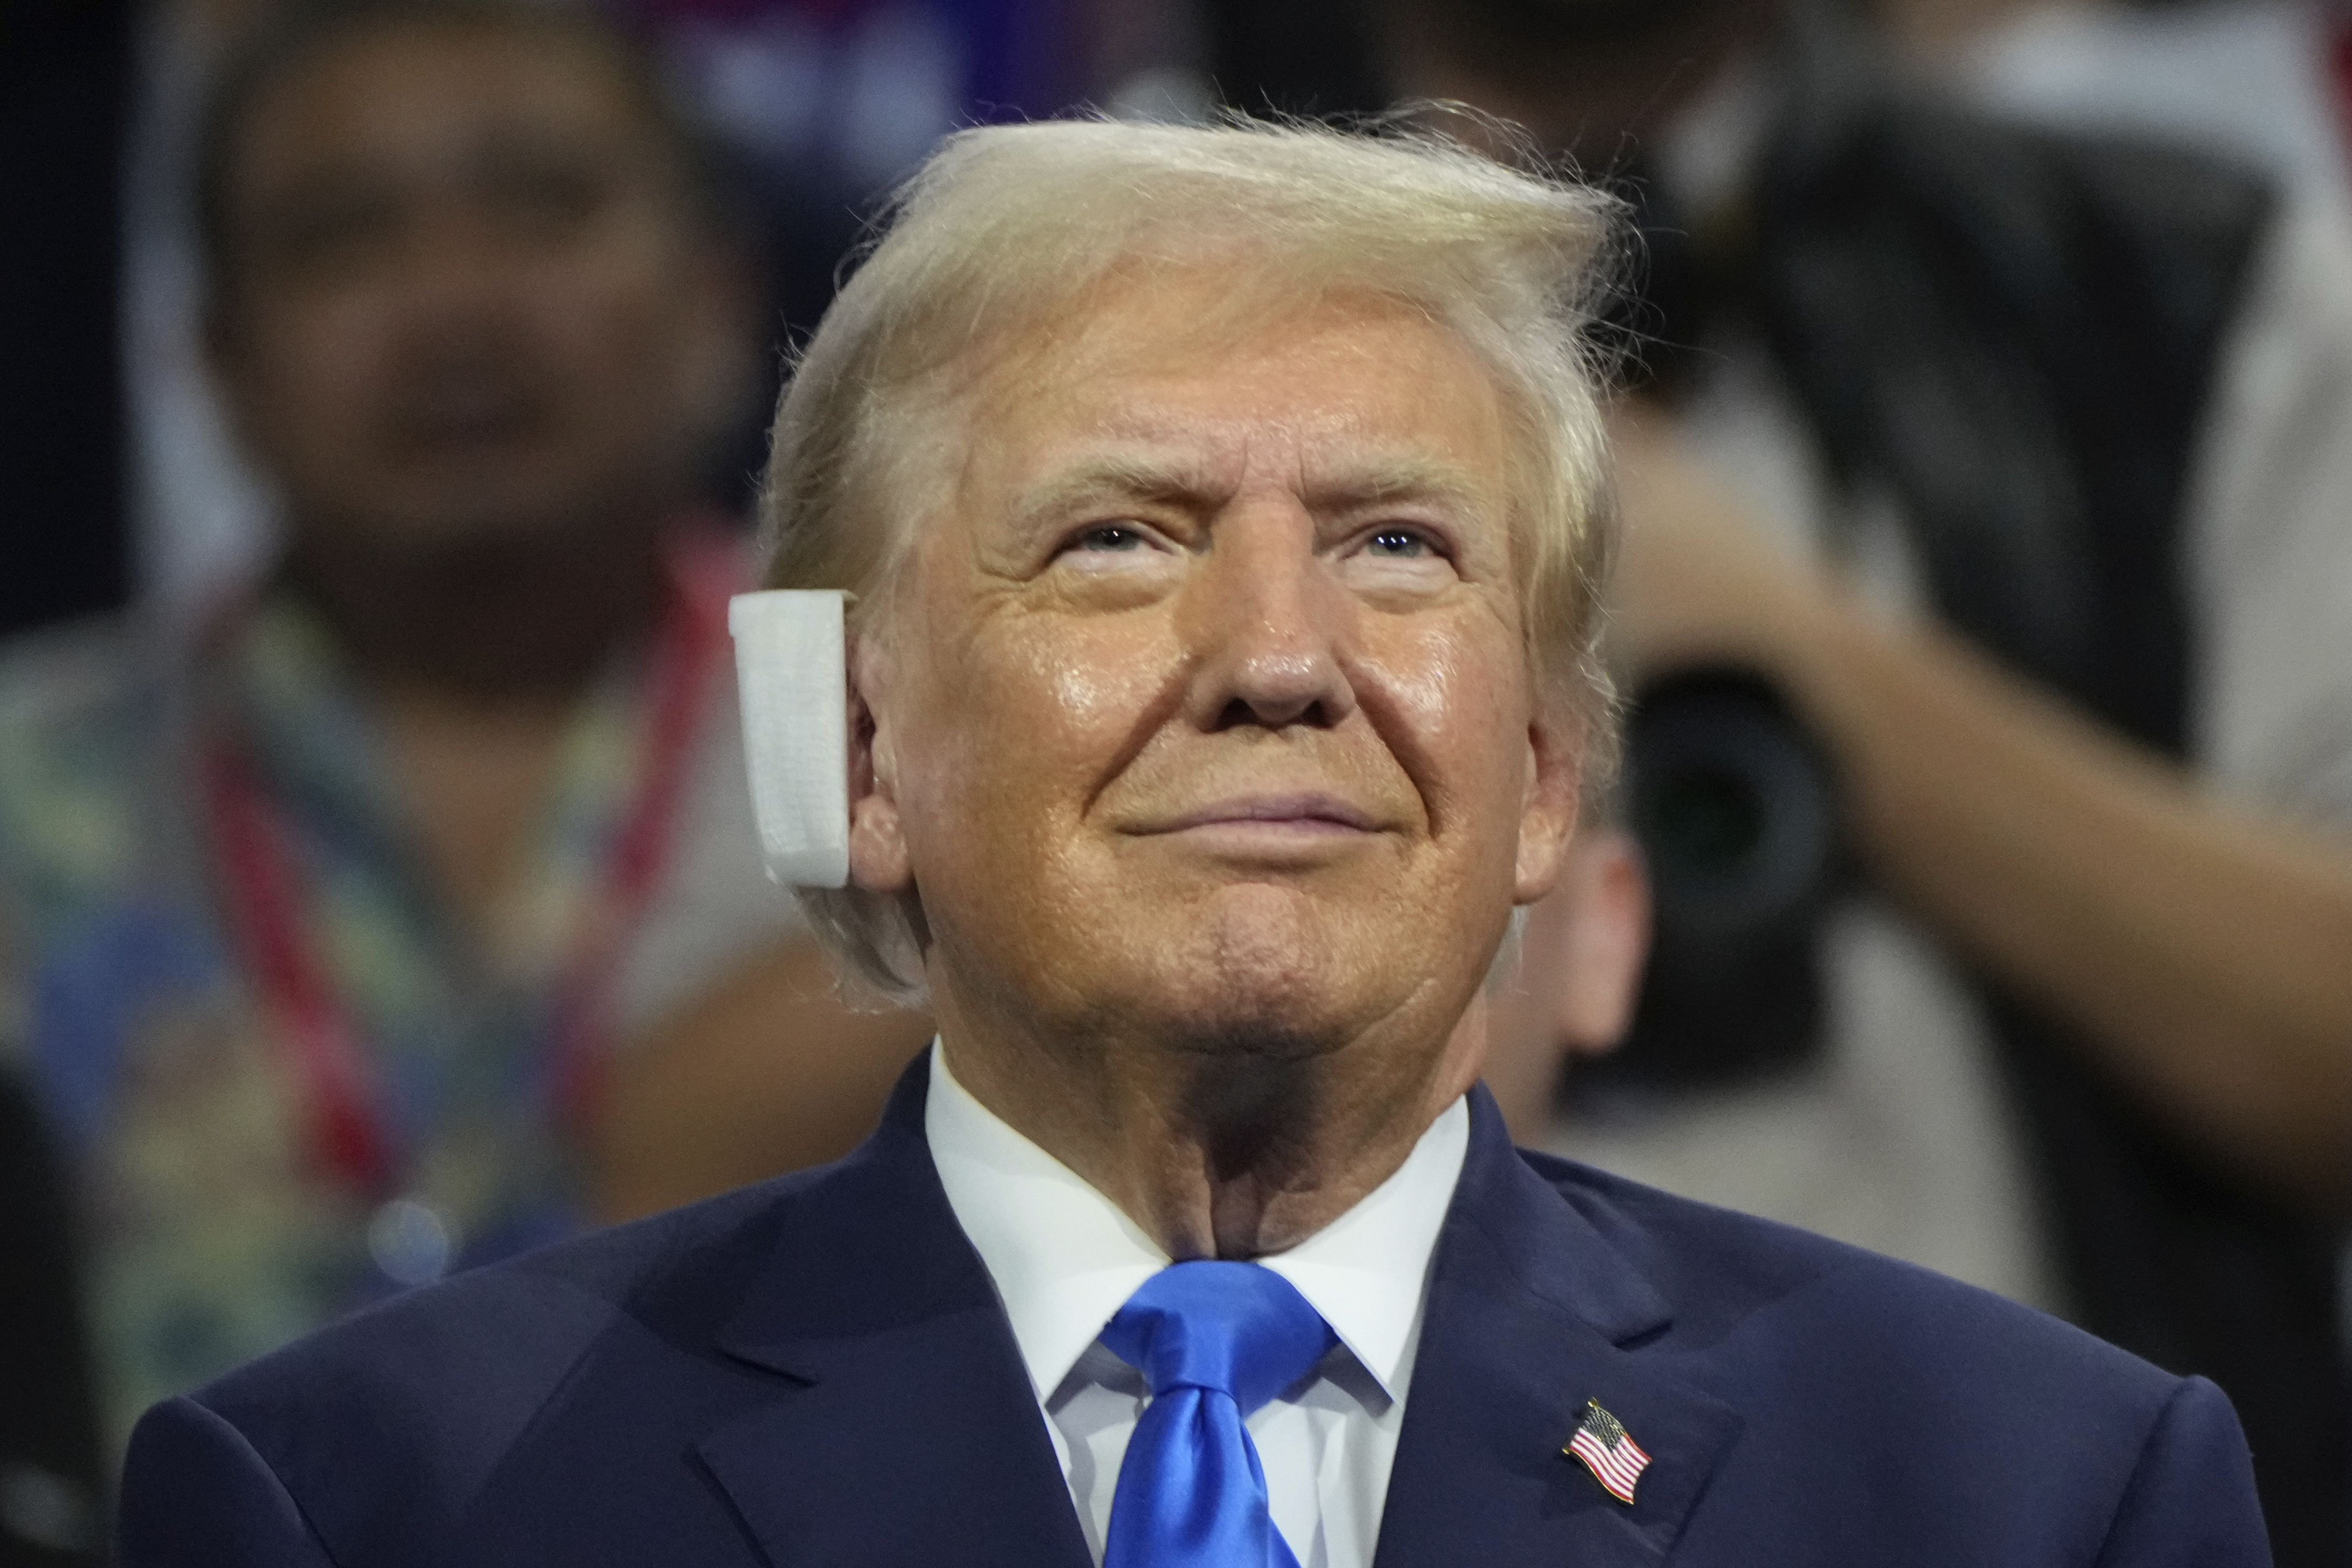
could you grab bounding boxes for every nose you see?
[1180,500,1359,733]
[395,201,530,338]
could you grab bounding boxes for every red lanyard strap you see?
[202,738,397,1196]
[200,530,741,1198]
[540,530,739,1127]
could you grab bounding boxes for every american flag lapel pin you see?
[1565,1398,1652,1504]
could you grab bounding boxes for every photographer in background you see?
[1350,0,2352,1559]
[0,0,929,1454]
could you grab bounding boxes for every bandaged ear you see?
[729,591,852,888]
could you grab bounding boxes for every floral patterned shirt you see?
[0,546,794,1449]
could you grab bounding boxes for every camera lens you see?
[1583,668,1843,1092]
[1644,763,1768,882]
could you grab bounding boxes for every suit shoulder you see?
[132,1167,851,1560]
[1504,1151,2266,1562]
[1517,1148,2179,1402]
[179,1164,833,1480]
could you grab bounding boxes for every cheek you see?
[239,295,395,444]
[984,619,1174,798]
[529,239,688,381]
[1375,626,1467,735]
[896,608,1180,872]
[1034,624,1174,756]
[1358,617,1532,831]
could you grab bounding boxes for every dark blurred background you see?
[4,1,2349,1564]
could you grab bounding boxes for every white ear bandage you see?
[728,590,852,888]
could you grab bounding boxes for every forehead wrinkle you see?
[1015,416,1495,512]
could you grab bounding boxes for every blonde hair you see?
[761,113,1624,1002]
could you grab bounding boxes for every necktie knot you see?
[1101,1260,1334,1417]
[1098,1262,1332,1568]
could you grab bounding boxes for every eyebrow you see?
[1013,456,1223,527]
[1307,456,1490,517]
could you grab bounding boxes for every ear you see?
[1513,709,1585,904]
[845,630,914,893]
[1549,828,1651,1056]
[1479,826,1652,1138]
[729,590,855,887]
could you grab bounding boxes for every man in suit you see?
[117,116,2269,1566]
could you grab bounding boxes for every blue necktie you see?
[1099,1261,1336,1568]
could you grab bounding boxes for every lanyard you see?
[199,530,741,1200]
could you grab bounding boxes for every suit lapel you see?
[691,1068,1741,1566]
[697,1056,1093,1568]
[1373,1091,1744,1567]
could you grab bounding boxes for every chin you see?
[343,490,606,562]
[1105,884,1404,1055]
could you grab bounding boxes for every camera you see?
[1577,668,1843,1094]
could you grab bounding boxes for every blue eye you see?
[1073,524,1147,552]
[1366,528,1432,557]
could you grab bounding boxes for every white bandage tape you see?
[728,590,851,888]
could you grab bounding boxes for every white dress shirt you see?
[925,1043,1469,1568]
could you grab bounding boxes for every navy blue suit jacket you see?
[120,1057,2270,1565]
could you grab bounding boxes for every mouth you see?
[391,380,548,456]
[1144,793,1382,838]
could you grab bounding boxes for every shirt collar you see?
[926,1041,1469,1406]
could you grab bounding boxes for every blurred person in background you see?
[0,0,931,1453]
[126,0,1154,622]
[1333,0,2352,1559]
[1479,823,1650,1139]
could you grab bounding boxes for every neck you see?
[937,998,1487,1260]
[282,513,672,705]
[278,512,676,938]
[372,686,575,941]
